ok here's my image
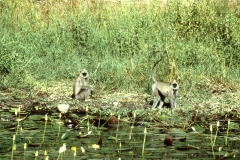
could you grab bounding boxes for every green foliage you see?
[0,0,239,92]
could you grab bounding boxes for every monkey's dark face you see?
[172,83,178,89]
[82,72,87,78]
[80,69,88,78]
[171,80,179,89]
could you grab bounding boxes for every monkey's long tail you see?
[151,57,163,84]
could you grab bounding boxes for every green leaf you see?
[61,131,70,140]
[191,125,205,133]
[230,122,239,130]
[200,117,206,122]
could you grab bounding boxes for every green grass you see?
[0,0,239,95]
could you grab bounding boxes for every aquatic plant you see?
[129,112,136,140]
[23,143,27,160]
[225,119,230,145]
[34,150,38,160]
[15,106,21,135]
[115,115,120,143]
[142,127,147,156]
[40,114,48,146]
[11,135,15,160]
[71,146,77,160]
[57,143,66,160]
[56,113,62,140]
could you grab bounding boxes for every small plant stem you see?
[213,122,219,149]
[11,135,15,160]
[81,147,86,155]
[210,124,213,145]
[129,112,136,140]
[23,143,27,160]
[34,150,38,160]
[56,113,62,140]
[99,103,118,129]
[15,106,21,135]
[98,110,102,129]
[225,119,230,145]
[73,150,76,160]
[119,142,122,155]
[16,119,20,135]
[56,153,61,160]
[57,123,61,139]
[99,114,114,129]
[116,115,120,143]
[41,114,48,146]
[129,126,134,140]
[62,143,66,160]
[212,121,220,157]
[44,150,47,160]
[86,106,91,133]
[142,127,147,156]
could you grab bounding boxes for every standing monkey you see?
[151,58,179,109]
[71,69,93,100]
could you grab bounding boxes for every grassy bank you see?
[0,0,239,95]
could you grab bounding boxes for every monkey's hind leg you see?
[157,89,166,108]
[152,84,160,108]
[76,86,93,101]
[71,94,76,99]
[152,96,160,108]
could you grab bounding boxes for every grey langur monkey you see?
[71,69,93,100]
[151,59,179,109]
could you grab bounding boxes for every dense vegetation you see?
[0,1,239,159]
[0,0,239,95]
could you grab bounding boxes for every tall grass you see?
[0,0,239,94]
